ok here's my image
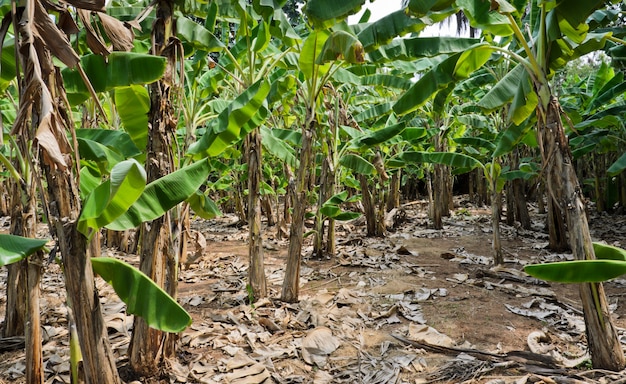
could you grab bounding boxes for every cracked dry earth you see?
[1,198,626,383]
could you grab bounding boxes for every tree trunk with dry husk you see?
[5,183,28,338]
[5,139,43,383]
[538,96,625,371]
[129,0,179,375]
[246,129,267,300]
[281,108,316,302]
[14,1,121,381]
[386,169,401,212]
[431,132,452,229]
[505,150,531,229]
[491,189,503,265]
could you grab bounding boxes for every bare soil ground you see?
[1,197,626,383]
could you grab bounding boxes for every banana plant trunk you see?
[43,164,121,384]
[538,96,625,370]
[20,4,120,379]
[491,189,503,265]
[6,137,43,382]
[432,133,451,229]
[4,181,28,338]
[129,0,178,375]
[246,129,267,299]
[281,108,316,302]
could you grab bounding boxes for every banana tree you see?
[309,0,626,370]
[465,0,625,369]
[558,60,626,212]
[179,0,303,301]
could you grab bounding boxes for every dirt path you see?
[1,200,626,383]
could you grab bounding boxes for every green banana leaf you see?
[304,0,365,29]
[77,138,125,172]
[79,159,147,236]
[454,137,496,152]
[457,0,514,36]
[593,242,626,261]
[91,257,192,332]
[355,102,393,122]
[176,14,225,53]
[339,154,375,175]
[360,74,412,90]
[62,53,166,104]
[396,151,483,171]
[0,234,48,267]
[299,30,331,81]
[367,37,481,63]
[188,80,271,159]
[524,243,626,283]
[0,39,17,91]
[316,30,365,65]
[477,63,526,112]
[187,191,221,220]
[261,126,298,168]
[106,159,211,231]
[393,45,491,116]
[114,85,150,151]
[76,128,142,159]
[351,123,406,149]
[524,260,626,283]
[492,123,533,158]
[607,152,626,176]
[320,191,361,221]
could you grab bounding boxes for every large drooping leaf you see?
[493,123,532,158]
[554,0,605,30]
[393,45,491,115]
[316,30,365,65]
[454,137,496,152]
[367,37,481,63]
[299,30,331,81]
[593,243,626,261]
[524,260,626,283]
[607,152,626,176]
[91,257,192,332]
[0,234,48,267]
[187,191,221,220]
[63,53,166,104]
[351,123,406,149]
[405,0,455,16]
[114,85,150,151]
[79,159,146,236]
[477,63,526,112]
[525,243,626,283]
[0,39,17,91]
[320,191,361,221]
[188,79,271,159]
[176,14,225,53]
[106,159,211,231]
[77,138,125,172]
[457,0,514,36]
[339,154,375,175]
[304,0,366,29]
[360,74,412,90]
[76,129,142,159]
[261,126,298,168]
[396,151,483,171]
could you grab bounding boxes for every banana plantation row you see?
[0,0,625,382]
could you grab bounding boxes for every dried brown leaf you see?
[77,9,111,56]
[97,12,134,52]
[301,327,340,367]
[61,0,106,12]
[33,0,80,68]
